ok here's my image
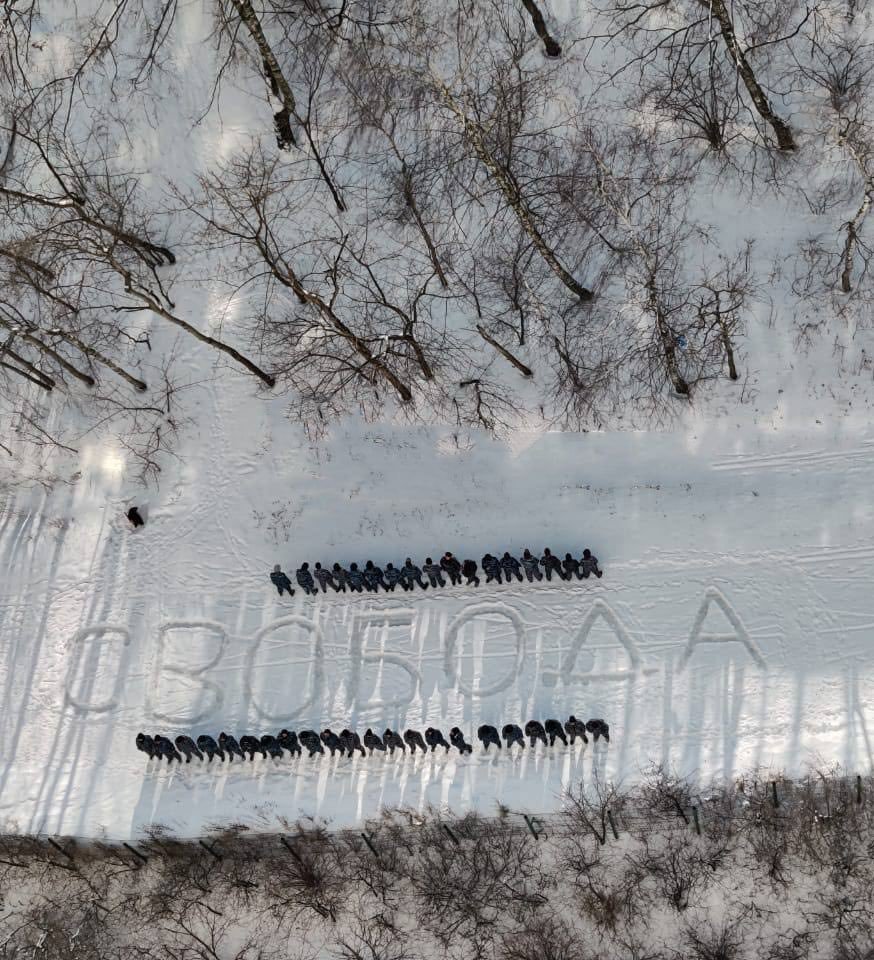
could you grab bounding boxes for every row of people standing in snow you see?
[136,717,609,763]
[270,548,603,597]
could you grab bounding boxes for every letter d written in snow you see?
[679,587,765,669]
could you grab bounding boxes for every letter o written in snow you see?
[679,587,765,669]
[246,615,325,721]
[64,625,131,714]
[443,603,526,698]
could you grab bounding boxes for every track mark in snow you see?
[679,587,764,669]
[711,445,874,473]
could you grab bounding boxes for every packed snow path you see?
[1,419,873,839]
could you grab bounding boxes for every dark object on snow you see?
[580,549,603,579]
[331,563,348,592]
[544,719,567,746]
[404,729,428,753]
[383,728,406,754]
[461,559,480,586]
[154,734,182,764]
[261,734,284,758]
[563,553,581,580]
[270,565,295,597]
[296,563,317,596]
[425,726,450,753]
[339,728,366,758]
[384,563,404,591]
[320,728,343,757]
[127,506,145,528]
[478,724,502,751]
[175,735,204,763]
[500,552,523,582]
[540,548,566,581]
[564,716,589,745]
[525,720,548,747]
[521,549,543,582]
[441,552,463,586]
[278,729,302,756]
[482,554,502,584]
[197,734,224,761]
[240,735,266,760]
[347,563,365,592]
[586,718,610,742]
[502,723,525,750]
[364,728,386,754]
[450,727,473,754]
[363,561,388,592]
[219,731,246,761]
[314,562,337,593]
[298,729,324,757]
[401,558,428,590]
[423,558,446,588]
[136,732,155,759]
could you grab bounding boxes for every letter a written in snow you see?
[679,587,765,669]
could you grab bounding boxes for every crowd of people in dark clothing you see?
[136,716,610,763]
[269,547,603,597]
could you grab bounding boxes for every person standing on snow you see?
[462,558,480,586]
[314,562,337,593]
[521,549,543,582]
[500,551,523,582]
[136,732,156,759]
[296,563,317,596]
[363,560,388,592]
[441,552,463,586]
[383,563,404,591]
[423,557,446,588]
[401,558,428,590]
[270,565,295,597]
[580,549,603,579]
[347,563,365,593]
[540,548,565,581]
[563,553,581,580]
[481,553,502,584]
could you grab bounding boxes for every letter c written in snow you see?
[443,603,526,698]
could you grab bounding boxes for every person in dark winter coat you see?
[127,506,145,528]
[136,732,155,759]
[384,563,403,591]
[298,729,324,757]
[502,723,525,750]
[339,729,366,758]
[197,734,224,761]
[240,735,267,760]
[425,727,450,753]
[154,735,183,764]
[383,728,406,754]
[525,720,548,747]
[278,729,301,756]
[564,716,589,745]
[404,729,428,753]
[347,563,365,592]
[450,727,473,754]
[440,552,463,586]
[563,553,581,581]
[500,552,523,582]
[461,559,480,586]
[363,560,388,592]
[580,549,603,579]
[314,563,337,593]
[219,731,246,761]
[544,719,567,746]
[332,563,348,592]
[482,554,502,584]
[270,565,295,597]
[261,734,284,759]
[320,728,343,757]
[423,558,446,588]
[175,735,204,763]
[401,558,428,590]
[540,548,566,581]
[478,724,502,751]
[363,728,386,754]
[586,718,610,742]
[521,549,543,582]
[296,563,317,596]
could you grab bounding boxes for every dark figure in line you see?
[563,553,581,581]
[580,549,603,579]
[482,553,502,584]
[314,562,337,593]
[296,563,317,596]
[450,727,473,754]
[339,729,366,758]
[298,729,324,757]
[425,727,450,753]
[586,718,610,742]
[363,560,388,592]
[364,728,387,754]
[564,716,589,745]
[384,563,404,591]
[541,548,566,581]
[478,724,502,751]
[270,564,295,597]
[500,552,523,582]
[240,735,266,760]
[525,720,548,747]
[441,552,463,586]
[197,734,225,761]
[127,506,145,528]
[154,735,182,764]
[502,723,525,750]
[219,731,246,761]
[320,728,343,757]
[401,558,428,590]
[383,728,406,754]
[521,549,543,582]
[404,729,428,754]
[545,719,567,746]
[175,735,204,763]
[261,734,284,759]
[278,729,301,756]
[462,558,480,586]
[423,557,446,588]
[136,732,155,759]
[332,563,348,592]
[347,563,365,593]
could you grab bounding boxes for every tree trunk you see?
[839,183,872,293]
[519,0,562,57]
[0,320,95,387]
[647,279,689,395]
[719,318,739,380]
[477,325,534,377]
[55,331,148,392]
[707,0,796,151]
[402,163,448,288]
